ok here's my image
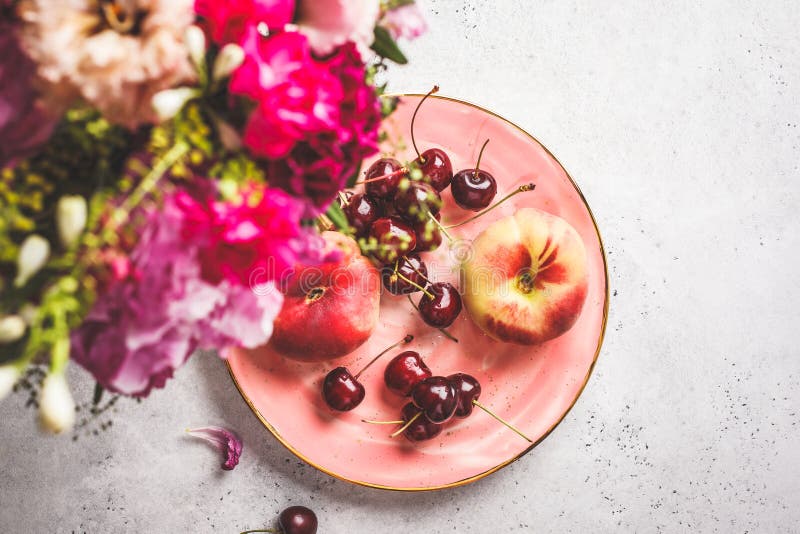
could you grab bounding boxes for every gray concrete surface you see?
[2,0,800,532]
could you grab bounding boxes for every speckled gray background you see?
[2,0,799,532]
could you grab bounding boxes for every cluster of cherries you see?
[339,87,504,332]
[321,335,531,444]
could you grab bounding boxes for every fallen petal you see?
[187,426,242,470]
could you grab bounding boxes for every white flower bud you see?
[55,195,87,248]
[0,365,21,401]
[184,25,207,70]
[212,43,245,81]
[39,372,76,434]
[152,87,199,121]
[0,315,26,344]
[14,234,50,287]
[19,304,38,326]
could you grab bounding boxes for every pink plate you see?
[227,94,608,491]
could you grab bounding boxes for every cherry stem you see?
[390,411,422,438]
[353,167,408,185]
[445,183,536,229]
[337,191,350,206]
[361,419,406,425]
[354,334,414,379]
[473,400,533,443]
[410,85,439,161]
[396,271,434,299]
[402,255,431,283]
[406,295,459,343]
[474,138,490,175]
[427,211,454,241]
[239,530,277,534]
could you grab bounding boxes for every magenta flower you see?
[71,184,288,397]
[194,0,295,45]
[187,426,243,470]
[0,18,57,169]
[265,43,381,208]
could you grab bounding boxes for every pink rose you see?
[382,3,428,41]
[296,0,380,58]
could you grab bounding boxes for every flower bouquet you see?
[0,0,426,433]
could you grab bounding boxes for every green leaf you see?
[371,26,408,65]
[346,160,363,188]
[325,202,350,233]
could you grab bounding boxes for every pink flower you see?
[231,29,342,158]
[194,0,295,45]
[175,181,328,285]
[296,0,380,58]
[382,3,428,41]
[71,184,288,397]
[265,43,381,209]
[187,426,243,470]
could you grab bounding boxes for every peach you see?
[270,231,381,361]
[461,208,588,345]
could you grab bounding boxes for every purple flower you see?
[187,426,242,470]
[0,17,57,169]
[71,184,285,397]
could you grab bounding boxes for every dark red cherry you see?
[369,217,416,265]
[342,193,382,236]
[447,373,482,418]
[279,505,318,534]
[322,367,364,411]
[393,180,441,223]
[411,376,458,424]
[381,254,428,295]
[412,214,442,252]
[364,157,405,199]
[451,169,497,211]
[400,402,442,442]
[415,148,453,192]
[384,350,432,396]
[417,282,462,328]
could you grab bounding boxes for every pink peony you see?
[382,3,428,41]
[296,0,380,58]
[71,186,285,397]
[194,0,295,45]
[231,29,342,158]
[265,43,381,208]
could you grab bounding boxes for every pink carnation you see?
[231,29,342,159]
[296,0,380,58]
[72,186,285,397]
[382,3,428,41]
[194,0,295,45]
[265,43,381,208]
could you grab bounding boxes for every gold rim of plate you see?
[226,92,610,492]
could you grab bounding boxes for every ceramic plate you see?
[227,94,608,491]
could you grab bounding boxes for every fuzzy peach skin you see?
[461,208,588,345]
[269,231,381,361]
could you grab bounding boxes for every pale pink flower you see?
[382,2,428,41]
[19,0,196,128]
[296,0,380,58]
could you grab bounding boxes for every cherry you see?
[278,506,317,534]
[368,217,416,265]
[381,254,428,295]
[342,193,382,236]
[447,373,481,418]
[364,157,406,199]
[415,148,453,192]
[399,402,442,441]
[417,282,462,328]
[411,375,458,424]
[412,214,442,252]
[451,139,497,211]
[384,350,432,396]
[393,180,441,223]
[322,335,413,411]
